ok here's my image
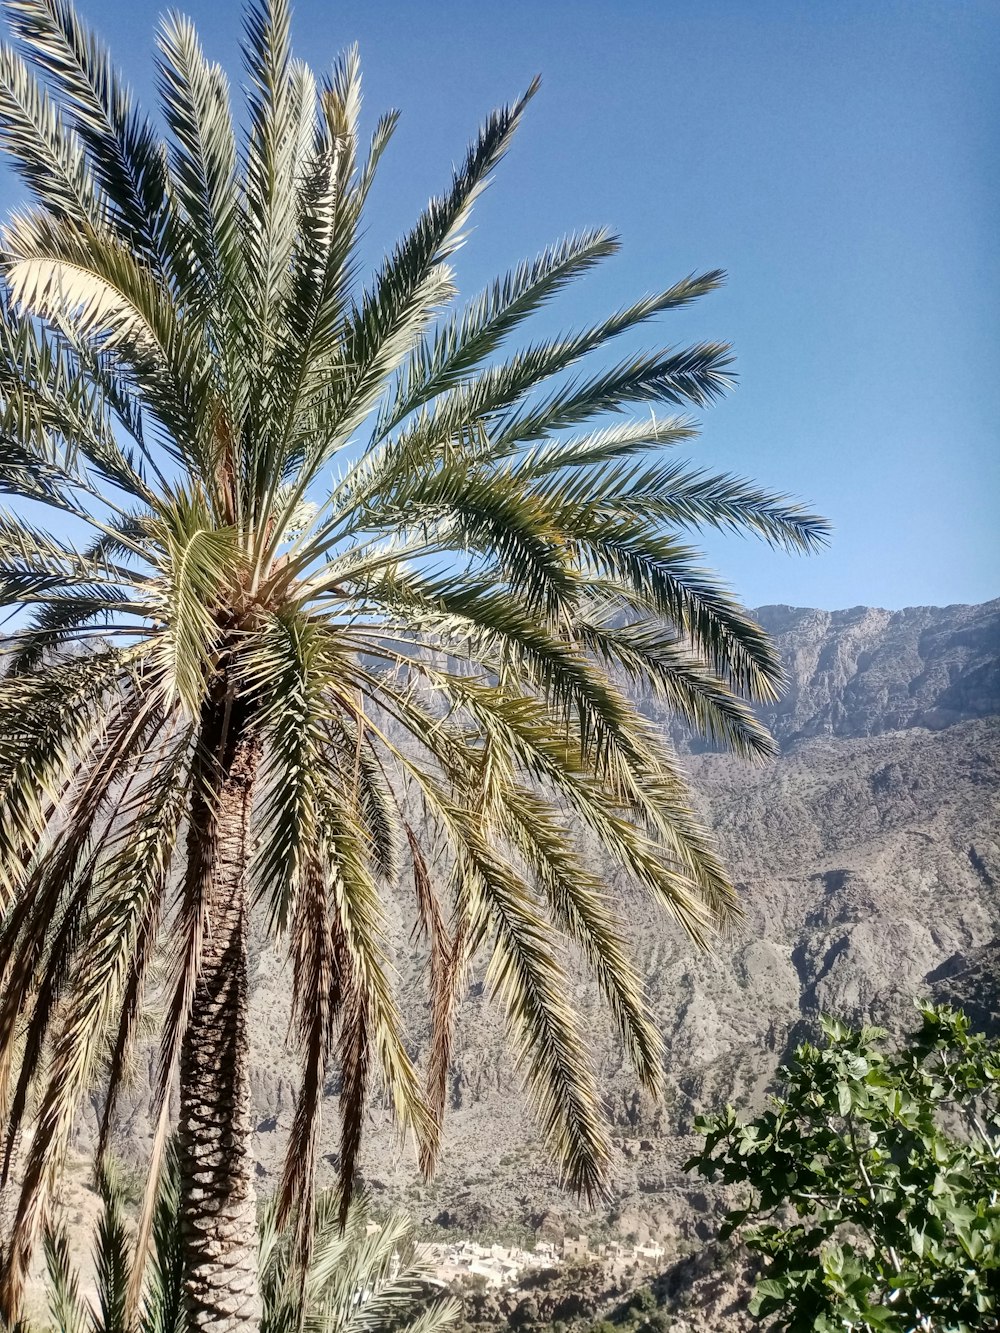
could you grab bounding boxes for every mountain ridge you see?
[749,595,998,743]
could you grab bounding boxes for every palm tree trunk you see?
[177,690,261,1332]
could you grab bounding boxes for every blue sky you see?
[6,0,999,611]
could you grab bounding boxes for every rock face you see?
[93,599,1000,1266]
[751,598,999,742]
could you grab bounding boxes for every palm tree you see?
[0,0,828,1326]
[34,1157,460,1333]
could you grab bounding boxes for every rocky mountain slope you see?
[752,599,999,741]
[95,598,999,1269]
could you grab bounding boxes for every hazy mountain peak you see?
[751,597,999,745]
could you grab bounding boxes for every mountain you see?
[87,597,999,1316]
[751,599,999,742]
[640,597,1000,748]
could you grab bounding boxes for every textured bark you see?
[178,693,261,1332]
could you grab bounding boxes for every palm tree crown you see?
[0,0,827,1325]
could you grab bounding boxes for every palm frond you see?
[375,227,620,436]
[0,38,100,225]
[145,510,240,715]
[538,455,831,552]
[91,1162,132,1333]
[324,79,539,452]
[140,1145,184,1333]
[498,786,663,1095]
[568,516,786,700]
[0,649,134,894]
[0,304,157,501]
[259,1192,460,1333]
[318,776,434,1168]
[275,859,338,1264]
[155,11,243,325]
[240,0,313,399]
[410,838,462,1179]
[469,830,611,1199]
[519,414,701,471]
[41,1227,87,1333]
[4,0,172,272]
[574,614,776,760]
[491,340,735,450]
[245,610,340,930]
[0,702,172,1317]
[381,271,728,466]
[92,733,193,1162]
[264,45,371,484]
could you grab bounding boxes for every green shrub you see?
[627,1285,656,1314]
[687,1002,1000,1331]
[637,1315,673,1333]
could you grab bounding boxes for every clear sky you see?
[5,0,999,611]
